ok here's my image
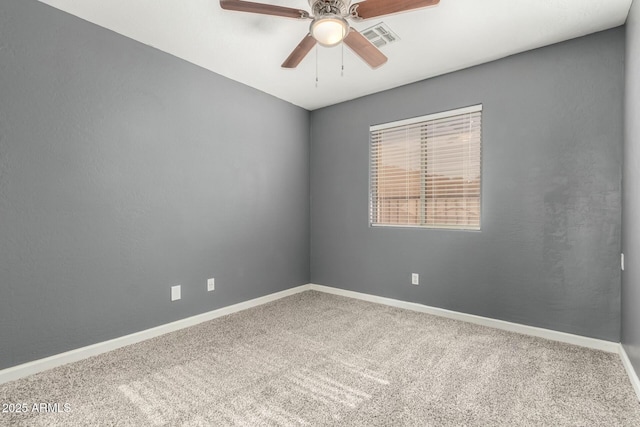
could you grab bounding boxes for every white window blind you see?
[369,105,482,230]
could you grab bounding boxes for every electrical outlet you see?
[171,285,181,301]
[207,277,215,292]
[411,273,419,285]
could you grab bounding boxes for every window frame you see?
[368,104,483,231]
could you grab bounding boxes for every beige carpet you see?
[1,290,639,426]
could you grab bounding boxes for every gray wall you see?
[623,0,640,373]
[0,0,310,369]
[310,29,624,341]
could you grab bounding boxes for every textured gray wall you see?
[0,0,309,369]
[623,0,640,373]
[310,29,624,341]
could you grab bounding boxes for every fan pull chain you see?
[341,43,344,77]
[315,45,319,88]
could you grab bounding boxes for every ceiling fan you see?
[220,0,440,69]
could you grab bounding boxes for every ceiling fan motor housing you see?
[309,0,349,18]
[309,0,350,47]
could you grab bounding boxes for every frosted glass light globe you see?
[310,16,349,47]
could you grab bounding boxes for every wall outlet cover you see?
[412,273,419,285]
[207,278,215,292]
[171,285,181,301]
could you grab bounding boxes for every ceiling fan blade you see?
[352,0,439,20]
[220,0,309,19]
[343,29,388,69]
[282,34,317,68]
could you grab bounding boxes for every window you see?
[369,105,482,230]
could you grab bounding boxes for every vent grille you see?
[361,22,400,48]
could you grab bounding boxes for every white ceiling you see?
[38,0,632,110]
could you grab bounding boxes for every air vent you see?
[361,22,400,48]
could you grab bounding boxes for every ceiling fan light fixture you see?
[310,15,349,47]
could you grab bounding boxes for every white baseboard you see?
[309,284,620,354]
[619,344,640,401]
[0,284,311,385]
